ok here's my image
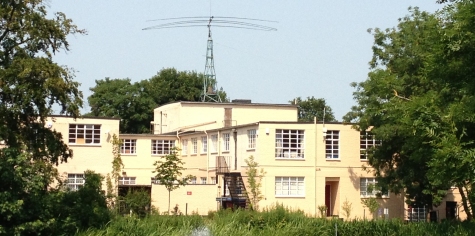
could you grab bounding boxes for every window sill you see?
[247,148,256,151]
[360,159,369,162]
[210,152,218,154]
[121,153,137,156]
[326,158,341,161]
[69,144,101,147]
[222,151,230,153]
[275,195,305,198]
[275,158,305,161]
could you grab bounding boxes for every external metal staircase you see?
[216,156,250,210]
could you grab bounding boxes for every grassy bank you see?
[78,205,475,236]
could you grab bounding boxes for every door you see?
[446,201,457,220]
[325,184,331,216]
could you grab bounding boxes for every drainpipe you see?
[204,130,209,180]
[314,116,318,216]
[160,111,163,134]
[233,129,237,171]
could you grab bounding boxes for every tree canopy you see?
[344,1,475,219]
[290,96,336,122]
[0,1,111,234]
[88,68,228,134]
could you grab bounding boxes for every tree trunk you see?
[458,185,472,221]
[168,190,171,215]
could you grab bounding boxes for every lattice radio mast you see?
[202,16,220,102]
[143,16,277,103]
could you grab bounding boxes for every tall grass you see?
[78,204,475,236]
[77,214,204,236]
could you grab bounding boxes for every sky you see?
[49,1,445,120]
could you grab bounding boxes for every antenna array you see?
[143,16,277,103]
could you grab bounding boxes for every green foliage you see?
[342,198,353,220]
[361,197,379,219]
[317,205,328,218]
[344,1,475,219]
[290,96,336,122]
[244,155,266,210]
[59,170,111,233]
[121,189,151,218]
[153,147,194,214]
[87,68,229,133]
[87,78,154,133]
[0,1,86,234]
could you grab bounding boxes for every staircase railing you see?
[216,156,231,174]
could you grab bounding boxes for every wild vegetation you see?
[78,205,475,236]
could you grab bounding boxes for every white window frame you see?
[151,140,175,155]
[360,178,388,198]
[68,124,101,144]
[120,139,137,154]
[181,139,188,155]
[275,129,305,159]
[211,177,216,184]
[360,131,381,160]
[191,138,198,154]
[201,136,208,153]
[275,176,305,197]
[223,133,230,152]
[190,177,197,184]
[325,130,339,159]
[119,176,136,185]
[67,173,84,191]
[210,134,218,153]
[248,129,257,149]
[200,177,207,184]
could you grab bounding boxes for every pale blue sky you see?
[49,1,444,120]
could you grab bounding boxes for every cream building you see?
[51,101,467,221]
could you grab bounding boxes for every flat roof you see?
[155,101,297,109]
[50,115,121,120]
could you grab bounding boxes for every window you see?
[191,138,198,154]
[182,139,188,155]
[223,133,230,152]
[119,177,136,185]
[360,131,381,160]
[151,140,175,155]
[360,178,388,197]
[210,134,218,153]
[211,177,216,184]
[120,139,136,154]
[325,130,339,159]
[190,177,197,184]
[67,173,84,191]
[248,129,257,149]
[275,129,305,159]
[275,177,305,197]
[69,124,101,144]
[201,136,207,153]
[201,177,207,184]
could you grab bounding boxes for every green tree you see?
[361,197,379,220]
[290,96,336,122]
[0,1,84,234]
[153,147,194,214]
[87,68,229,133]
[88,78,155,133]
[244,155,266,210]
[344,2,475,219]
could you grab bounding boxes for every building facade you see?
[51,101,466,220]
